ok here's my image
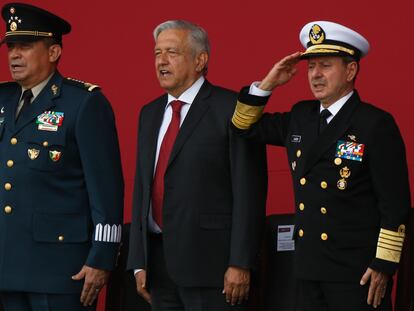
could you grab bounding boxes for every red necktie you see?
[152,100,183,228]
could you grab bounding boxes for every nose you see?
[310,65,322,79]
[156,51,168,66]
[7,45,20,59]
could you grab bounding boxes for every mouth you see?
[158,69,171,78]
[312,82,325,90]
[10,63,25,72]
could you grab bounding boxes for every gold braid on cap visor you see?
[302,44,355,56]
[6,31,53,37]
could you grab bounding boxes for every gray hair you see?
[153,20,210,74]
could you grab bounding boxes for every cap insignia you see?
[309,24,325,45]
[10,7,15,14]
[8,15,22,32]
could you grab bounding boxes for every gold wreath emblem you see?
[309,24,325,45]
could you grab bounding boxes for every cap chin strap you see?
[5,30,54,38]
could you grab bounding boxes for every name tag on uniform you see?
[336,140,364,162]
[291,135,301,143]
[36,111,64,132]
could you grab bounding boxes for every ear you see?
[195,51,208,73]
[48,44,62,63]
[346,61,358,82]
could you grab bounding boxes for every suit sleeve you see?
[231,86,290,146]
[228,114,268,269]
[126,108,146,271]
[75,91,124,271]
[368,113,411,275]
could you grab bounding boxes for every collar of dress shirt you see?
[166,76,205,107]
[320,90,353,123]
[20,72,55,102]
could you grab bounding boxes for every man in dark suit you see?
[232,21,411,310]
[126,20,267,310]
[0,3,124,311]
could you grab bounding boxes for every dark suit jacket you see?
[0,72,124,293]
[234,88,411,282]
[127,81,267,287]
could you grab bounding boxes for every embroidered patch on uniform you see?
[336,140,364,162]
[291,135,301,143]
[36,111,64,132]
[49,150,62,162]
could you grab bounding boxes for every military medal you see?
[36,111,64,131]
[336,140,364,162]
[337,179,347,190]
[49,150,62,162]
[337,166,351,190]
[28,148,40,160]
[339,166,351,178]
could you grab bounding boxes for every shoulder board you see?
[64,77,101,92]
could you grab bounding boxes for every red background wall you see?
[1,0,413,309]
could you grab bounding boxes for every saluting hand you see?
[259,52,302,91]
[360,267,389,308]
[223,266,250,306]
[72,265,109,307]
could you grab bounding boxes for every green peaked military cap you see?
[1,2,71,45]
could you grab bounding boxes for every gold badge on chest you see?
[337,166,351,190]
[28,148,40,160]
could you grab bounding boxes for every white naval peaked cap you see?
[299,21,370,60]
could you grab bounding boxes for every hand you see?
[135,270,151,304]
[72,265,109,307]
[258,52,302,91]
[360,267,389,308]
[223,266,250,305]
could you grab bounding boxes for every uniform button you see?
[10,138,17,145]
[299,203,305,211]
[4,206,12,214]
[320,207,327,214]
[296,149,302,158]
[320,181,328,189]
[298,229,304,237]
[300,178,306,185]
[321,233,328,241]
[7,160,14,168]
[4,183,12,191]
[58,235,64,241]
[43,141,49,147]
[334,158,342,165]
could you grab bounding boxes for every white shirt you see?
[16,73,54,115]
[249,81,353,123]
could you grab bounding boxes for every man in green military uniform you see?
[232,21,411,310]
[0,3,124,311]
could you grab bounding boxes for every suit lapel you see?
[302,91,361,175]
[167,81,212,167]
[141,95,166,183]
[14,72,62,133]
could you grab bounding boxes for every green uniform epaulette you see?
[64,77,101,92]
